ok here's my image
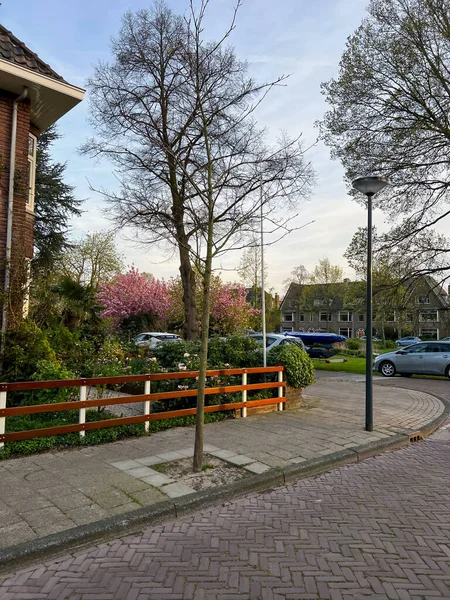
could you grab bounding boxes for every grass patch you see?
[0,408,231,460]
[313,354,371,374]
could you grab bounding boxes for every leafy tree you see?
[58,231,123,290]
[83,1,314,470]
[33,125,83,271]
[318,0,450,274]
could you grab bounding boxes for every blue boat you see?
[284,332,346,358]
[286,332,346,345]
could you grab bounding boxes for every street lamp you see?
[352,175,388,432]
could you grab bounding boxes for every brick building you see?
[280,277,450,340]
[0,25,84,329]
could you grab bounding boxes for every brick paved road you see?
[2,427,450,599]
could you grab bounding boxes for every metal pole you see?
[365,192,374,432]
[261,186,267,367]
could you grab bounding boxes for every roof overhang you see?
[0,58,85,131]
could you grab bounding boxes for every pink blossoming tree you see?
[98,266,171,324]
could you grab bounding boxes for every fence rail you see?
[0,366,285,446]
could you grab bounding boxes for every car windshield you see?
[402,344,427,353]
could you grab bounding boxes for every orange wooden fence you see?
[0,366,285,446]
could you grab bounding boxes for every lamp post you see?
[351,176,388,432]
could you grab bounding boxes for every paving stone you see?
[65,504,109,526]
[244,461,271,474]
[90,489,134,510]
[154,451,187,462]
[109,459,141,471]
[135,455,165,466]
[224,454,254,466]
[125,466,158,478]
[141,473,175,487]
[129,487,168,506]
[161,482,196,498]
[208,449,238,459]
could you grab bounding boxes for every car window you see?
[404,344,427,353]
[266,336,278,345]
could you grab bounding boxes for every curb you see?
[1,395,449,574]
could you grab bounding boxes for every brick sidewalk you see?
[0,380,444,549]
[1,423,449,598]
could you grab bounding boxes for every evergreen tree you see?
[34,125,83,271]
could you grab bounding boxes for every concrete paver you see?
[0,378,445,549]
[1,425,449,598]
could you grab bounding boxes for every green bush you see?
[268,345,315,389]
[383,340,397,349]
[2,320,55,382]
[346,338,362,351]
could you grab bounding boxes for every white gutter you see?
[2,86,28,339]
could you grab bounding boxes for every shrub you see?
[346,338,361,351]
[383,340,397,349]
[268,345,315,389]
[2,320,55,382]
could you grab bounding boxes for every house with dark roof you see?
[280,277,450,340]
[0,25,84,329]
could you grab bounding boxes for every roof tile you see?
[0,24,66,82]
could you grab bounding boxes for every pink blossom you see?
[98,266,172,322]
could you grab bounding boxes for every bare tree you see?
[282,264,309,292]
[237,242,268,309]
[83,0,314,470]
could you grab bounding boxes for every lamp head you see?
[352,176,388,196]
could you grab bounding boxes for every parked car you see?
[395,336,421,346]
[247,333,306,353]
[373,341,450,378]
[440,337,450,342]
[284,332,341,359]
[135,332,182,349]
[359,336,381,342]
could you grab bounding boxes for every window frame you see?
[27,133,37,212]
[338,311,353,322]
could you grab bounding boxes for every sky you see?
[1,0,378,294]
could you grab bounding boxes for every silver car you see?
[247,333,306,352]
[373,341,450,378]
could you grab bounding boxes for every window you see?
[419,310,438,322]
[22,258,31,317]
[339,327,352,338]
[338,311,353,322]
[281,327,293,332]
[417,296,430,304]
[419,328,439,340]
[319,312,331,322]
[404,343,428,353]
[358,314,365,322]
[384,312,395,322]
[283,313,294,322]
[313,299,322,307]
[27,133,37,211]
[309,314,314,322]
[298,313,305,322]
[406,313,413,323]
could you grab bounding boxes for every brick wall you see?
[0,90,36,329]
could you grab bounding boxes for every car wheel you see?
[380,361,396,377]
[445,366,450,380]
[399,373,412,377]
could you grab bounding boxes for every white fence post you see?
[79,385,86,438]
[0,389,6,449]
[242,371,247,418]
[144,380,151,433]
[277,369,284,411]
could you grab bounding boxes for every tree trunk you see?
[179,245,199,340]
